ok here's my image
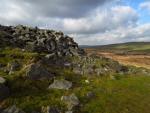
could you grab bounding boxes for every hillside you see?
[85,42,150,70]
[0,25,150,113]
[84,42,150,55]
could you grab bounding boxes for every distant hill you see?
[83,42,150,54]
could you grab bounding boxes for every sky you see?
[0,0,150,45]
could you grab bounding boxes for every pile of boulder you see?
[0,25,85,57]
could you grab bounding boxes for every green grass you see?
[3,74,150,113]
[81,76,150,113]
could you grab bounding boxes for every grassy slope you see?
[0,47,150,113]
[82,76,150,113]
[85,42,150,53]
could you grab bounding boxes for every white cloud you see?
[61,6,138,34]
[74,23,150,45]
[0,0,149,45]
[140,1,150,11]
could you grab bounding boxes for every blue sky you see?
[0,0,150,45]
[116,0,150,24]
[130,0,150,24]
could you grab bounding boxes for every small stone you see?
[26,63,54,80]
[49,79,72,90]
[64,62,71,67]
[45,53,56,59]
[86,91,95,99]
[0,77,6,84]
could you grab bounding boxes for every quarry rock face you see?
[0,25,85,57]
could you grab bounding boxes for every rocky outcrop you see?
[0,25,85,57]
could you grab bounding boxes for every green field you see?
[81,76,150,113]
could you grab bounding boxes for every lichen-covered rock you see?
[61,93,79,110]
[26,63,54,80]
[49,80,72,90]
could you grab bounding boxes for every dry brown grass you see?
[85,48,150,69]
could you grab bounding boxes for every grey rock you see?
[86,91,95,99]
[26,63,54,80]
[61,93,79,110]
[49,80,72,90]
[2,105,25,113]
[0,77,6,84]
